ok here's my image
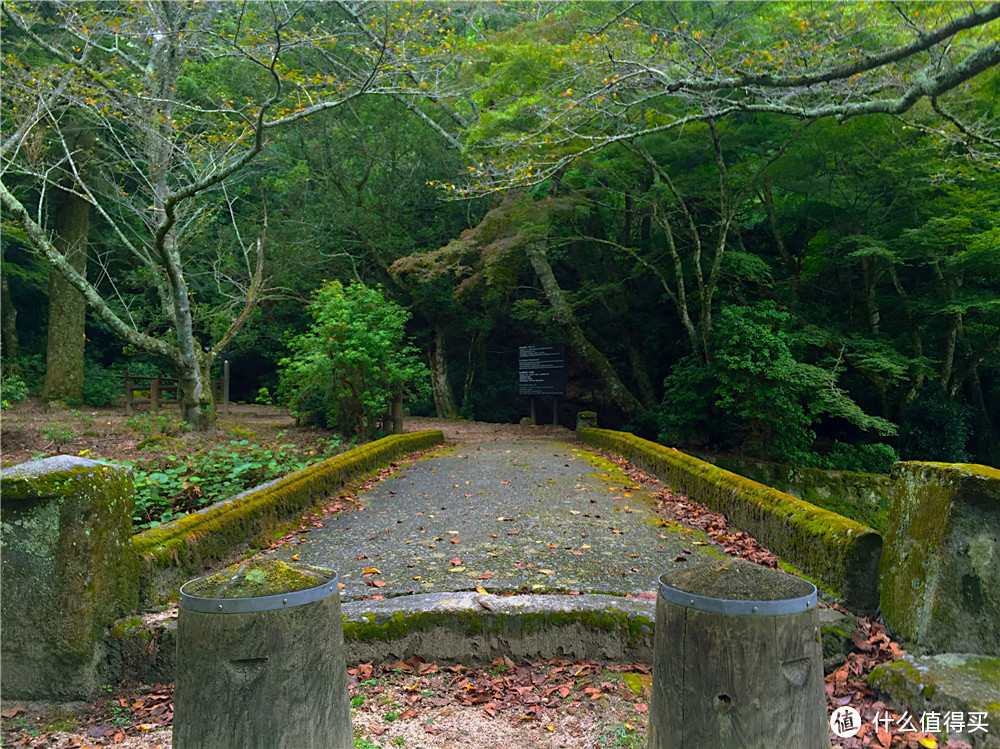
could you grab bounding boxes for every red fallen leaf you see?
[390,661,415,672]
[672,555,687,562]
[476,573,493,579]
[1,707,25,719]
[508,531,519,535]
[367,580,386,587]
[450,557,462,565]
[369,724,386,735]
[635,702,648,712]
[450,538,461,544]
[852,631,874,652]
[399,708,419,720]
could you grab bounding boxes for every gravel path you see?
[266,435,722,602]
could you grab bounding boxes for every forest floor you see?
[0,403,956,749]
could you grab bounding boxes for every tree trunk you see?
[429,326,458,417]
[525,244,642,417]
[43,183,89,403]
[0,255,18,364]
[177,355,215,431]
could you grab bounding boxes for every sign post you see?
[518,344,566,425]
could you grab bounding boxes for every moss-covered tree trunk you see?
[0,249,18,363]
[177,355,215,431]
[525,244,642,417]
[43,180,89,403]
[430,325,458,418]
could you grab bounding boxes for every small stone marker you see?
[173,559,352,749]
[649,558,829,749]
[0,456,138,699]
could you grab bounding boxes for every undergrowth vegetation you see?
[119,433,346,529]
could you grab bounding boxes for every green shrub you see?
[83,361,122,407]
[279,281,429,437]
[42,422,78,443]
[898,386,971,462]
[657,302,896,464]
[0,374,28,403]
[822,441,899,474]
[255,386,272,405]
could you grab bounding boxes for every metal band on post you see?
[657,574,816,617]
[180,572,339,614]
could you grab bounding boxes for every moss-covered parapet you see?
[132,430,443,603]
[1,456,139,700]
[704,455,893,534]
[577,429,882,613]
[879,461,1000,656]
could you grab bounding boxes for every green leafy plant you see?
[0,374,28,403]
[279,281,429,437]
[123,436,344,527]
[255,386,273,405]
[126,412,182,439]
[42,422,78,444]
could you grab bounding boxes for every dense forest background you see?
[2,1,999,468]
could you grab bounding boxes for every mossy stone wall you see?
[133,430,444,603]
[577,429,882,613]
[703,456,893,534]
[1,456,139,699]
[879,462,1000,655]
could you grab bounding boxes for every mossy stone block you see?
[575,411,597,430]
[1,456,139,699]
[879,462,1000,655]
[869,654,1000,747]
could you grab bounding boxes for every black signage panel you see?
[519,344,566,396]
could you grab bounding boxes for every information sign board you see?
[518,344,566,396]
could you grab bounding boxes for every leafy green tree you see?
[278,281,429,436]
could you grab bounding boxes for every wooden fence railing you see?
[122,366,229,415]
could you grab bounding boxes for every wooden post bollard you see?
[173,559,353,749]
[150,377,160,411]
[124,372,133,414]
[649,558,830,749]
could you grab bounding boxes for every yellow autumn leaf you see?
[363,567,381,575]
[475,585,488,594]
[539,569,554,575]
[448,566,466,572]
[918,739,938,749]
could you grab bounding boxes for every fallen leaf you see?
[635,702,648,712]
[475,585,488,594]
[450,557,462,565]
[538,569,554,575]
[478,599,493,610]
[450,538,461,544]
[368,580,386,588]
[1,707,25,719]
[448,566,466,572]
[363,567,382,575]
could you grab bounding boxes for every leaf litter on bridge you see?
[262,439,728,601]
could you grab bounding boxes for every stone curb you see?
[342,592,655,664]
[107,593,656,686]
